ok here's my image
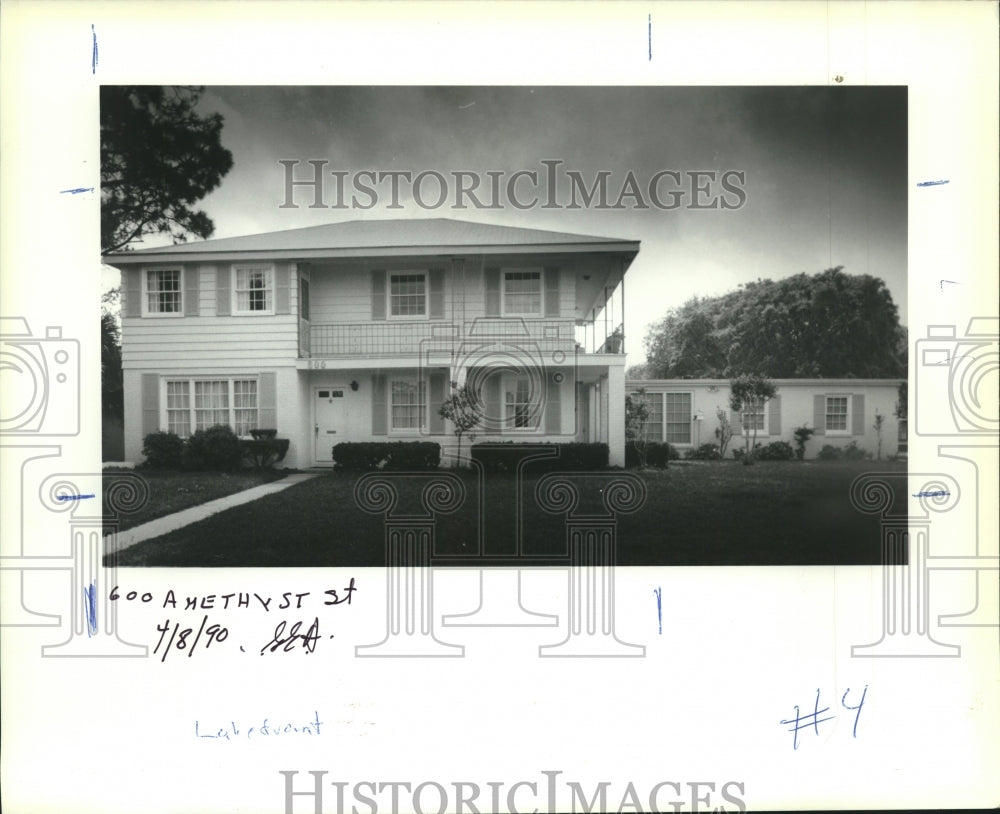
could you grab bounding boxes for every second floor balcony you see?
[300,317,625,359]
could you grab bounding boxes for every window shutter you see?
[124,269,142,318]
[428,268,445,319]
[768,395,781,436]
[731,410,742,436]
[216,265,231,316]
[545,372,562,434]
[544,267,560,317]
[258,372,277,429]
[429,372,446,434]
[813,394,826,435]
[485,267,501,316]
[274,263,291,315]
[484,374,501,433]
[852,394,865,435]
[371,270,386,320]
[141,374,159,438]
[372,374,387,435]
[183,266,200,316]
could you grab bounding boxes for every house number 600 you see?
[309,360,327,369]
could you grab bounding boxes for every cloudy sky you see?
[106,85,907,363]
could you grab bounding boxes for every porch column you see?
[606,363,626,467]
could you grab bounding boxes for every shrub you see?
[240,438,290,469]
[184,424,242,471]
[817,444,843,461]
[756,440,795,461]
[684,443,722,461]
[141,431,184,469]
[732,443,760,461]
[630,441,679,468]
[842,440,871,460]
[793,425,815,460]
[471,442,609,473]
[332,442,440,471]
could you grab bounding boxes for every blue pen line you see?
[57,493,95,500]
[648,14,652,61]
[917,179,949,187]
[60,187,94,195]
[84,582,98,637]
[92,24,98,75]
[653,586,662,634]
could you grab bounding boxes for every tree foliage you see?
[729,374,777,464]
[624,388,652,468]
[101,287,123,418]
[643,268,906,379]
[101,86,234,253]
[438,381,482,466]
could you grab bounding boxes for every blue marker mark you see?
[780,689,835,750]
[841,685,867,738]
[913,490,950,498]
[647,14,652,61]
[60,187,94,195]
[92,24,98,75]
[57,493,95,500]
[84,582,98,637]
[917,179,949,187]
[653,586,662,634]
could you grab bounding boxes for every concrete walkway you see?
[106,473,319,555]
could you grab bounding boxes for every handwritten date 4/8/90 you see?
[153,615,327,661]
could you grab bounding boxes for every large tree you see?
[100,86,234,254]
[643,268,906,379]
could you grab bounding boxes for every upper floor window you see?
[234,265,274,315]
[144,268,182,316]
[825,396,850,434]
[502,270,542,316]
[389,273,427,318]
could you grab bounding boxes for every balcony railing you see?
[305,318,584,358]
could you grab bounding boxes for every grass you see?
[102,468,289,532]
[109,459,906,567]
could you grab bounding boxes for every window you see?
[389,273,427,317]
[664,392,692,444]
[144,268,182,315]
[825,396,849,433]
[502,270,542,315]
[390,380,426,430]
[299,277,310,321]
[163,378,258,437]
[632,392,663,442]
[234,265,274,314]
[741,401,766,434]
[505,376,537,429]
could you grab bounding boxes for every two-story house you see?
[105,218,639,469]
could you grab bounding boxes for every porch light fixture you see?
[350,380,359,391]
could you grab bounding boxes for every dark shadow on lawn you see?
[107,460,907,568]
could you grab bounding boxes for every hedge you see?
[141,431,185,469]
[332,441,441,471]
[183,424,242,471]
[240,438,290,469]
[626,441,679,468]
[471,442,609,473]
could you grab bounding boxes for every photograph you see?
[100,85,910,568]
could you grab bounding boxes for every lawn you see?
[102,468,288,532]
[109,459,907,567]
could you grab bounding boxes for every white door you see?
[314,387,346,463]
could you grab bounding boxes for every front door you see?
[314,387,346,463]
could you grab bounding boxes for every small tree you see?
[793,425,815,460]
[873,410,885,460]
[728,374,777,465]
[714,407,733,459]
[625,389,652,469]
[438,381,482,467]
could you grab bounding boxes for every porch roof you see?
[103,217,640,264]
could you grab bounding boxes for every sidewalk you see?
[106,473,319,555]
